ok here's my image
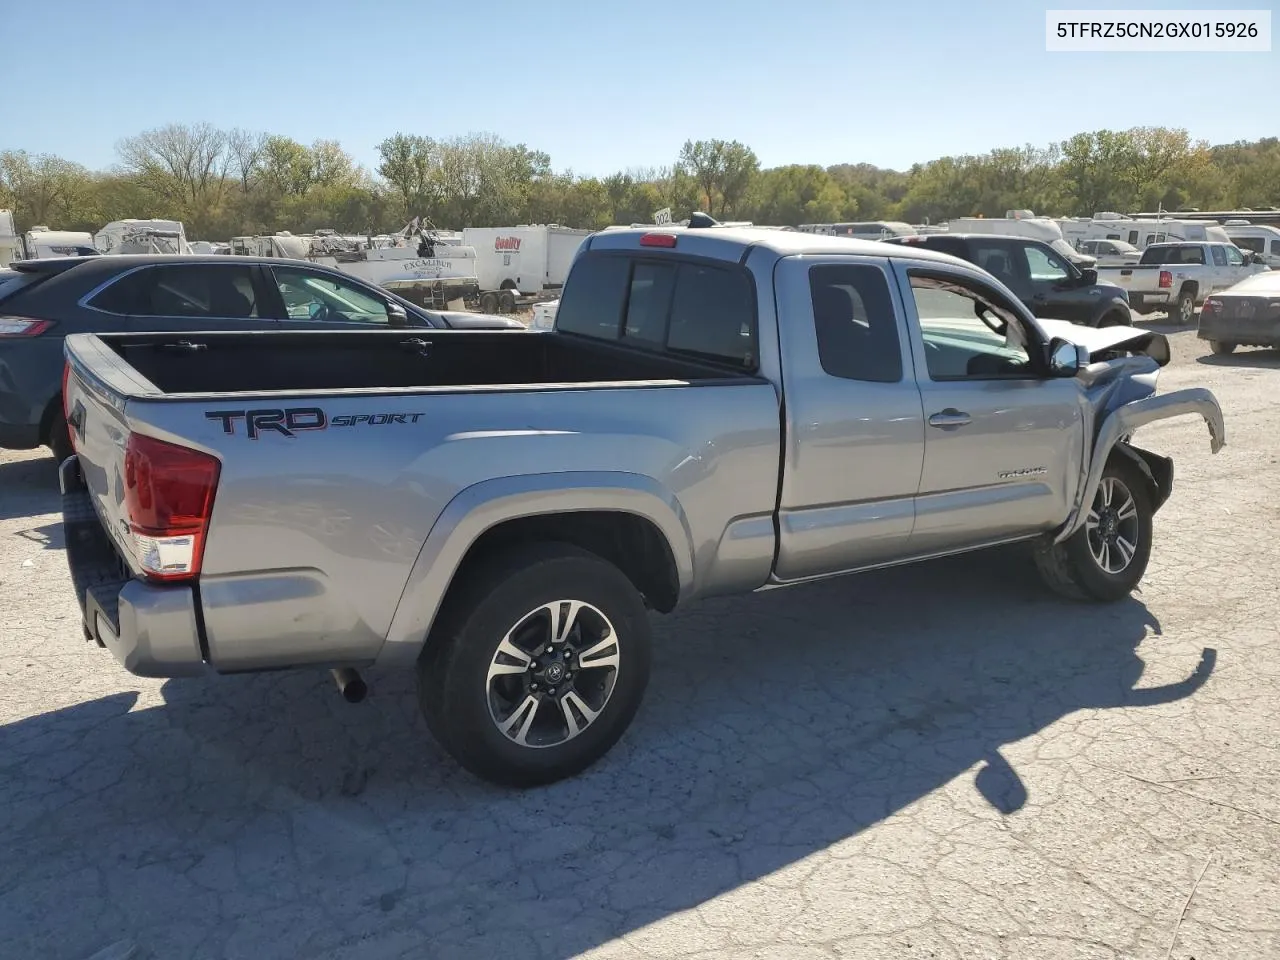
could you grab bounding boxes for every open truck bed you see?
[83,327,755,397]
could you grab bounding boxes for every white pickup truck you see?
[1096,241,1269,324]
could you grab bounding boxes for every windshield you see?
[1050,238,1082,261]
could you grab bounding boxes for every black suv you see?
[0,254,524,460]
[883,234,1133,328]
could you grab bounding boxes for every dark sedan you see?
[0,254,524,459]
[1198,270,1280,356]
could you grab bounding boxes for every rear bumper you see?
[1197,315,1280,346]
[60,456,207,678]
[1129,292,1171,310]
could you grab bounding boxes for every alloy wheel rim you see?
[485,600,621,748]
[1086,477,1141,574]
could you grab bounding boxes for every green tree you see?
[676,139,760,217]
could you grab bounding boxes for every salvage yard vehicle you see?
[0,254,523,462]
[884,233,1133,327]
[1096,240,1269,324]
[1196,270,1280,355]
[59,220,1225,788]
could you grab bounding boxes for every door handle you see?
[928,409,972,429]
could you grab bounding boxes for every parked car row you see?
[0,254,524,459]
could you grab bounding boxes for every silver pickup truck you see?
[59,222,1226,787]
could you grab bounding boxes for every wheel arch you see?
[1055,388,1225,543]
[378,472,696,666]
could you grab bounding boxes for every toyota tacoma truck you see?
[1096,240,1269,324]
[58,219,1225,787]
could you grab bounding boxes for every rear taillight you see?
[1202,298,1221,316]
[0,316,54,337]
[1159,271,1172,289]
[61,362,77,453]
[639,233,677,248]
[123,433,221,582]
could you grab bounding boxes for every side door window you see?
[271,267,392,325]
[810,264,903,382]
[909,273,1035,380]
[112,264,266,330]
[971,240,1029,299]
[1224,245,1245,268]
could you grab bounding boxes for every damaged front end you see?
[1054,349,1226,544]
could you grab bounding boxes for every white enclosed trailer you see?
[22,226,97,258]
[461,224,591,308]
[0,210,20,267]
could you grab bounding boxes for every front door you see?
[891,260,1083,556]
[263,266,416,329]
[772,256,926,581]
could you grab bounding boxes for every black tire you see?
[498,291,517,314]
[1209,340,1237,356]
[1174,287,1196,326]
[45,404,73,463]
[1097,309,1131,328]
[1033,457,1154,603]
[418,542,652,787]
[478,291,499,313]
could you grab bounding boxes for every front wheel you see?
[1209,340,1237,356]
[1034,458,1154,602]
[1097,310,1131,328]
[418,543,652,787]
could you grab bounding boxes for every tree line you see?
[2,123,1276,241]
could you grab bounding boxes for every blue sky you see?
[4,0,1275,176]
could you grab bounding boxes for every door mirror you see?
[1047,337,1086,376]
[1078,267,1098,286]
[307,301,323,319]
[387,301,409,327]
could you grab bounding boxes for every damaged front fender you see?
[1055,387,1226,544]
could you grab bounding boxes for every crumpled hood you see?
[1035,316,1169,365]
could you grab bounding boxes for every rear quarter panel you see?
[128,381,781,671]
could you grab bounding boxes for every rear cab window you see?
[556,252,758,369]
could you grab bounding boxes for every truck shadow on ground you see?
[1195,348,1280,368]
[0,547,1215,960]
[0,454,59,522]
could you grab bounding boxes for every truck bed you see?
[90,328,754,397]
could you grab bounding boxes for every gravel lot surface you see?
[1,319,1277,960]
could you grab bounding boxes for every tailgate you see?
[62,339,143,576]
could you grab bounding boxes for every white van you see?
[1222,221,1280,267]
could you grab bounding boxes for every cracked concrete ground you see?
[1,321,1277,960]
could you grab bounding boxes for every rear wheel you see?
[44,400,73,463]
[478,291,499,313]
[418,542,652,787]
[1034,458,1154,602]
[498,290,518,313]
[1209,340,1237,356]
[1175,288,1196,325]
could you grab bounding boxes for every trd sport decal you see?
[206,407,425,440]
